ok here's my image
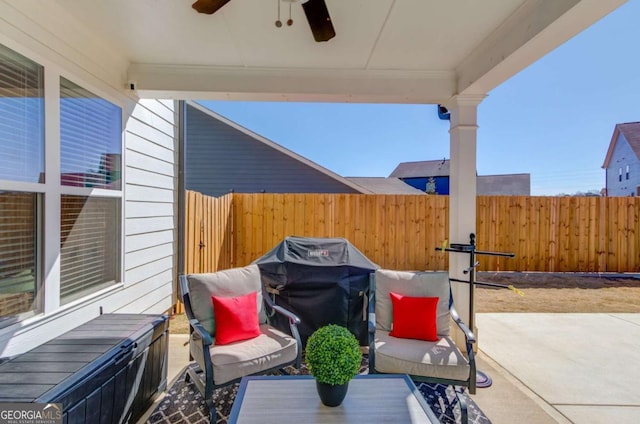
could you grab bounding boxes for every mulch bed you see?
[477,271,640,289]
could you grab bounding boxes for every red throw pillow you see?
[389,292,439,342]
[211,291,261,345]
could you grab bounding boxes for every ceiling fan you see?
[192,0,336,42]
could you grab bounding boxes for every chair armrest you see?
[367,272,377,373]
[367,290,376,335]
[263,292,301,325]
[368,313,376,334]
[269,302,301,326]
[190,319,213,346]
[450,307,476,344]
[264,292,302,368]
[450,306,477,393]
[368,272,376,335]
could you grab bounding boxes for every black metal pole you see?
[434,233,516,390]
[473,250,515,258]
[468,234,476,334]
[450,278,516,290]
[436,247,514,258]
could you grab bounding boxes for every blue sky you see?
[199,1,638,196]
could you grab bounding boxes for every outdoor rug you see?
[147,356,490,424]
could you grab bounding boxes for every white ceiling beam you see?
[127,64,455,104]
[456,0,626,96]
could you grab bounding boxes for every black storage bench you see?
[0,313,169,424]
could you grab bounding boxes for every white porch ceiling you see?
[56,0,522,70]
[7,0,626,103]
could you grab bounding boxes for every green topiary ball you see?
[306,324,362,386]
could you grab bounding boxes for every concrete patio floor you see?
[477,313,640,424]
[148,313,640,423]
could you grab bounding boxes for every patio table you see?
[228,374,439,423]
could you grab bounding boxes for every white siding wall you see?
[0,3,177,356]
[606,133,640,196]
[119,99,177,314]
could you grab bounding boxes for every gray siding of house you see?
[606,133,640,196]
[185,105,359,197]
[477,174,530,196]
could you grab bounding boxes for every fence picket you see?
[184,192,640,274]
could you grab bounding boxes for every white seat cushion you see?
[191,324,298,385]
[374,330,469,382]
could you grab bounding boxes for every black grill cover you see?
[253,236,378,346]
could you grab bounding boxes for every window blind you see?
[0,45,44,183]
[60,195,120,304]
[59,77,122,304]
[60,77,122,189]
[0,192,37,318]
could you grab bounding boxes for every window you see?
[0,41,123,322]
[0,192,40,319]
[626,165,630,180]
[60,196,120,304]
[0,44,44,320]
[619,168,622,182]
[0,45,44,183]
[59,78,122,305]
[60,78,122,190]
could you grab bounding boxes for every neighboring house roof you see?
[478,174,531,196]
[185,101,371,195]
[389,159,530,195]
[346,177,426,194]
[389,159,450,178]
[602,122,640,168]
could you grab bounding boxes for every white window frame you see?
[0,39,126,317]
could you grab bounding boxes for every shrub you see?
[306,324,362,386]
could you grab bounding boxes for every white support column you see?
[445,94,485,346]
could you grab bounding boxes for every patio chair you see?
[180,265,302,423]
[368,269,476,422]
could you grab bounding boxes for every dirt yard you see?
[475,272,640,313]
[169,272,640,333]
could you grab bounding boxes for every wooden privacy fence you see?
[185,191,640,274]
[475,196,639,272]
[184,191,234,274]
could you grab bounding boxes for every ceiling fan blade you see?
[192,0,232,15]
[301,0,336,42]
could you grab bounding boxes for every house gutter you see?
[176,100,186,282]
